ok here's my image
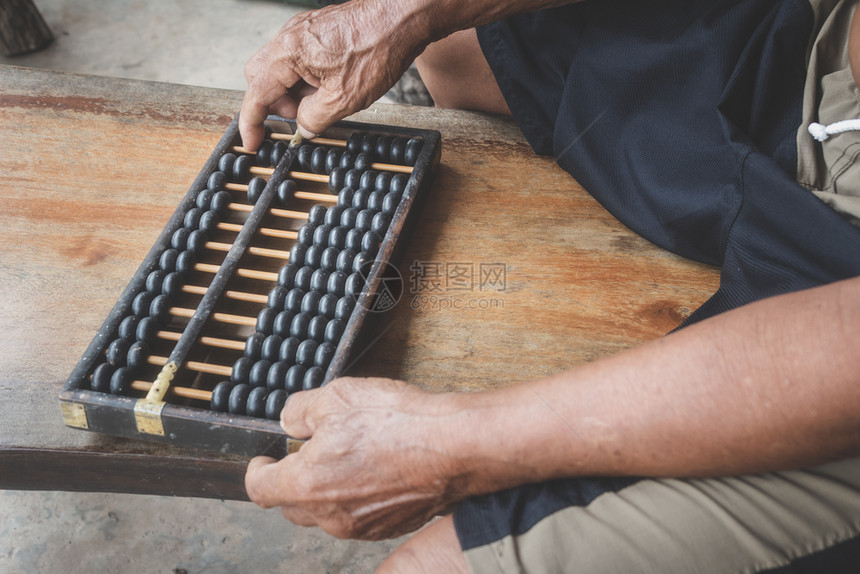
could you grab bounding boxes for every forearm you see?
[437,276,860,497]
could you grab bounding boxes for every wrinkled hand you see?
[245,377,462,540]
[239,0,429,151]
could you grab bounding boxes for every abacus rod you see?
[194,262,278,282]
[217,221,298,240]
[131,380,212,401]
[205,241,291,260]
[225,181,337,202]
[171,306,258,327]
[148,354,233,377]
[228,202,308,221]
[181,284,268,304]
[231,147,415,174]
[156,329,246,351]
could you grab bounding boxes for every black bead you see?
[346,132,362,154]
[296,339,319,367]
[290,312,312,339]
[355,209,374,232]
[228,383,251,414]
[110,367,133,395]
[245,332,266,360]
[361,134,378,155]
[311,146,327,174]
[284,288,305,314]
[297,144,314,171]
[304,244,324,268]
[198,210,220,236]
[162,271,184,299]
[404,137,423,165]
[303,366,325,390]
[183,207,202,230]
[390,173,409,195]
[340,207,359,229]
[267,285,289,309]
[382,191,402,215]
[256,306,277,334]
[136,316,160,344]
[256,140,273,167]
[359,170,378,190]
[308,204,327,226]
[267,361,289,391]
[335,249,356,274]
[175,249,196,276]
[233,154,252,182]
[91,363,114,393]
[149,294,171,325]
[367,190,386,212]
[277,179,297,205]
[279,336,301,363]
[271,141,288,166]
[107,337,131,366]
[310,268,331,293]
[196,188,215,210]
[390,137,407,164]
[312,223,333,247]
[336,187,354,207]
[301,290,322,315]
[344,168,363,190]
[285,365,306,393]
[126,340,150,372]
[352,250,373,274]
[314,342,336,368]
[261,334,283,362]
[247,386,268,418]
[118,315,141,340]
[145,269,166,294]
[294,266,314,291]
[345,272,365,298]
[338,151,355,170]
[318,293,338,319]
[361,230,382,255]
[326,270,347,297]
[277,263,299,288]
[345,228,363,252]
[232,356,253,385]
[371,212,391,236]
[323,205,345,227]
[273,310,294,338]
[325,318,346,344]
[289,243,308,268]
[335,296,356,321]
[218,153,236,174]
[324,148,342,174]
[171,227,191,251]
[186,229,208,255]
[247,176,267,205]
[292,223,312,247]
[375,135,392,163]
[249,360,271,387]
[328,166,346,193]
[351,187,370,210]
[211,381,233,411]
[327,226,348,251]
[266,389,288,420]
[131,291,156,317]
[308,315,328,342]
[210,190,232,215]
[207,171,227,191]
[320,246,339,271]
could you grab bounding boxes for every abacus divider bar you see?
[131,380,212,402]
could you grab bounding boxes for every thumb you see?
[279,388,325,438]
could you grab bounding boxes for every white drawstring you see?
[808,119,860,141]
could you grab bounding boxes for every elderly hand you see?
[239,0,430,151]
[244,377,464,540]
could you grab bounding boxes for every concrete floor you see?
[0,1,407,572]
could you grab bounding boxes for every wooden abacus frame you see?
[58,114,441,458]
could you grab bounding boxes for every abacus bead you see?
[267,362,288,391]
[136,316,160,344]
[327,226,348,251]
[351,188,370,209]
[210,381,232,411]
[285,365,306,393]
[359,169,378,190]
[256,140,273,167]
[375,135,392,162]
[218,153,236,174]
[256,306,277,334]
[318,293,338,319]
[186,229,208,254]
[325,148,341,174]
[247,176,267,204]
[310,269,331,293]
[355,209,374,232]
[340,207,358,228]
[335,249,356,273]
[324,205,345,227]
[249,360,271,387]
[337,187,354,207]
[290,312,312,339]
[232,356,253,385]
[390,173,408,195]
[390,137,407,164]
[277,179,297,205]
[207,171,227,191]
[210,190,232,214]
[352,250,373,274]
[308,204,327,226]
[345,228,363,252]
[301,290,322,315]
[247,386,268,418]
[126,340,150,372]
[110,367,133,395]
[303,366,325,390]
[284,288,305,314]
[308,315,328,342]
[266,389,288,420]
[118,315,141,340]
[320,246,339,271]
[149,294,171,324]
[335,296,356,321]
[345,272,365,298]
[361,230,382,255]
[91,363,113,393]
[310,146,327,174]
[262,334,283,362]
[327,270,347,297]
[196,188,214,210]
[277,263,298,288]
[171,227,191,251]
[132,291,156,317]
[294,223,313,247]
[279,336,301,363]
[344,168,363,190]
[245,332,266,360]
[162,271,185,299]
[145,269,166,294]
[361,134,378,155]
[372,212,391,235]
[315,341,336,368]
[198,210,220,236]
[107,338,131,366]
[175,249,196,276]
[367,190,386,212]
[183,207,202,229]
[304,244,323,268]
[339,151,355,170]
[271,141,288,165]
[289,243,308,267]
[312,223,333,247]
[228,383,251,414]
[294,266,314,291]
[347,132,362,154]
[233,154,252,181]
[273,310,294,338]
[325,318,346,344]
[267,285,289,309]
[297,144,314,170]
[328,166,346,193]
[296,339,319,367]
[405,137,423,165]
[382,191,402,215]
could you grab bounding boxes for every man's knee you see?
[376,516,470,574]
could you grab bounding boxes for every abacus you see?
[59,115,441,457]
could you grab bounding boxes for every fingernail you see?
[297,124,317,140]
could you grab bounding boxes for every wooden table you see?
[0,65,720,500]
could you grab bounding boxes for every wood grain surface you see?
[0,65,720,499]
